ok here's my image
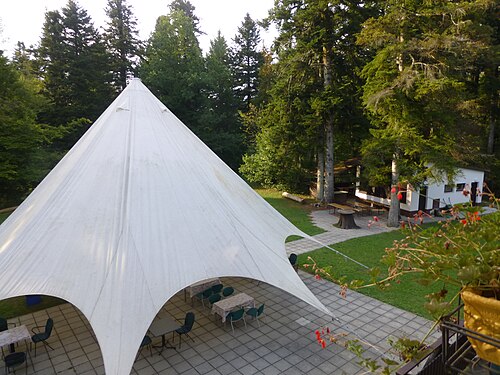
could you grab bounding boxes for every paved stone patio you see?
[1,272,438,374]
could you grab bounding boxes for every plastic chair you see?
[137,335,152,359]
[208,293,221,307]
[288,253,299,272]
[246,304,265,327]
[195,288,212,307]
[211,283,223,294]
[222,287,234,298]
[4,352,27,374]
[175,312,195,348]
[227,308,246,333]
[31,318,54,356]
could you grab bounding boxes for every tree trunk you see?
[487,67,498,154]
[317,147,325,203]
[488,112,496,155]
[323,45,335,203]
[387,155,400,227]
[325,120,334,202]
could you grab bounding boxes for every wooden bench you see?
[327,203,360,214]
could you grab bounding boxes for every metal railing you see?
[396,302,500,375]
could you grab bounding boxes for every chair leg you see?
[43,341,54,351]
[230,320,235,334]
[256,316,260,328]
[243,317,247,330]
[178,334,182,349]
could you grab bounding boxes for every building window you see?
[456,183,465,191]
[444,184,453,193]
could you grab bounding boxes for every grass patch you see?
[298,229,459,319]
[0,212,10,224]
[0,296,66,319]
[255,188,325,237]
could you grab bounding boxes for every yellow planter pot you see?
[461,289,500,366]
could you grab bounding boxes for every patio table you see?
[185,277,221,301]
[0,325,30,354]
[212,293,255,323]
[149,315,180,354]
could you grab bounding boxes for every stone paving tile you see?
[1,267,438,374]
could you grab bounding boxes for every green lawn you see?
[255,188,325,238]
[298,229,459,319]
[0,296,66,319]
[0,212,10,224]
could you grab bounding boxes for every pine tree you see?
[140,6,205,132]
[231,14,264,113]
[103,0,142,91]
[0,53,46,205]
[202,32,243,170]
[243,0,374,198]
[36,0,114,149]
[358,0,493,225]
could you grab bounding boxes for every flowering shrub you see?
[308,185,499,373]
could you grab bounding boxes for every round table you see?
[334,209,360,229]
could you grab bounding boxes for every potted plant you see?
[381,186,499,365]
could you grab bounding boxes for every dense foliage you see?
[0,0,497,208]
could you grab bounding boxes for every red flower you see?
[315,274,321,280]
[397,192,403,201]
[391,187,397,194]
[461,219,467,226]
[321,339,327,349]
[373,216,379,222]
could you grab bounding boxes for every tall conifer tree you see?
[231,14,264,113]
[104,0,142,91]
[37,0,113,134]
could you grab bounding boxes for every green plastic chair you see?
[175,312,195,348]
[195,288,213,307]
[211,283,223,294]
[227,308,246,333]
[31,318,54,356]
[288,253,299,272]
[208,293,221,307]
[4,352,27,374]
[222,287,234,298]
[246,304,265,327]
[136,335,152,360]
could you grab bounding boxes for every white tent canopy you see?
[0,79,331,374]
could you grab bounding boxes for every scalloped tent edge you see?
[0,79,333,374]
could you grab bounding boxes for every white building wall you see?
[356,167,484,213]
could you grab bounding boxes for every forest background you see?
[0,0,498,214]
